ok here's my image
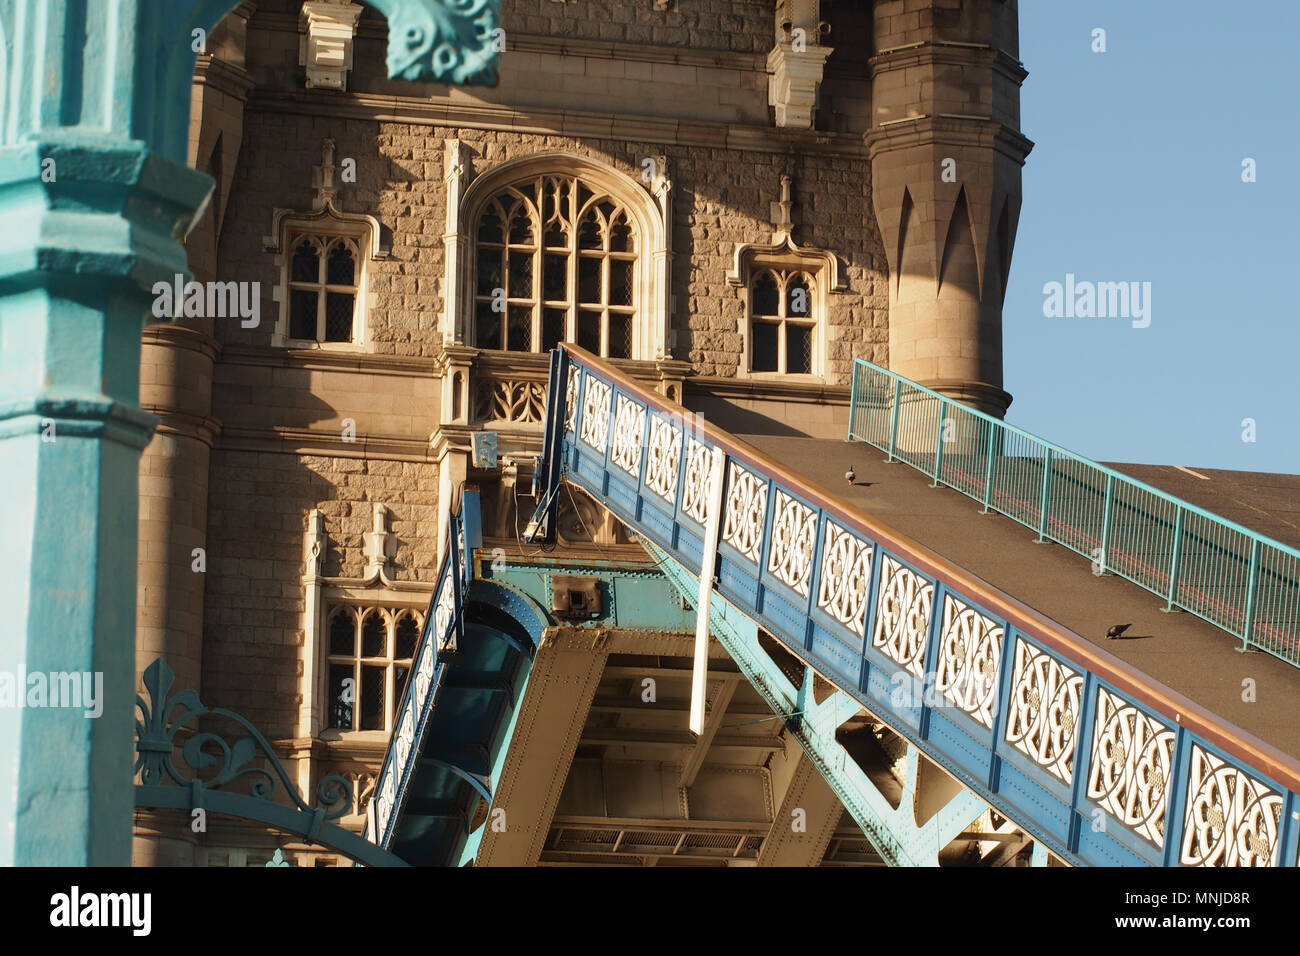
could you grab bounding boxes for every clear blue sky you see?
[1004,2,1299,474]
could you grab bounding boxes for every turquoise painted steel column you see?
[0,0,502,865]
[1240,539,1260,651]
[0,0,220,865]
[930,398,947,486]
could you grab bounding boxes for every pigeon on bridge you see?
[1106,623,1132,640]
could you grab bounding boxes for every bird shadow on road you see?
[849,481,874,488]
[1113,634,1154,641]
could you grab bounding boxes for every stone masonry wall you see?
[216,117,888,376]
[198,0,888,732]
[202,449,439,734]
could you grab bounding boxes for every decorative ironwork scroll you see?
[134,658,405,867]
[935,593,1003,729]
[1004,638,1082,785]
[1180,744,1282,867]
[1087,687,1176,848]
[644,415,682,504]
[681,437,713,525]
[580,376,611,453]
[767,489,817,597]
[872,554,933,677]
[816,519,873,634]
[611,394,646,477]
[721,461,767,564]
[383,0,501,86]
[564,369,581,434]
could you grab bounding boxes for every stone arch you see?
[457,151,672,358]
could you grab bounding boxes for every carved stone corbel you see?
[299,1,364,91]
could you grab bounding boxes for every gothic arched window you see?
[474,176,638,358]
[325,605,422,733]
[749,268,816,374]
[286,233,362,343]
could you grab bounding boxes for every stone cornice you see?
[144,407,223,447]
[869,40,1027,85]
[321,578,432,596]
[248,90,868,158]
[252,11,766,72]
[142,322,222,363]
[218,424,435,461]
[865,115,1034,166]
[916,379,1013,419]
[218,344,438,378]
[192,53,256,100]
[686,376,850,406]
[0,395,159,449]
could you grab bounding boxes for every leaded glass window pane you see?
[290,290,318,339]
[285,233,360,343]
[472,176,643,358]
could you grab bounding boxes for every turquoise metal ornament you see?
[847,357,1300,666]
[135,659,407,867]
[375,0,501,85]
[0,0,500,865]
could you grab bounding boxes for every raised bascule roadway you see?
[366,344,1300,868]
[749,433,1300,756]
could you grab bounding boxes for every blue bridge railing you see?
[531,344,1300,866]
[365,491,478,851]
[849,358,1300,668]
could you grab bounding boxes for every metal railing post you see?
[931,398,947,486]
[1240,539,1260,651]
[886,378,901,463]
[847,359,860,441]
[1163,506,1185,612]
[1036,448,1053,543]
[1096,474,1114,575]
[981,422,997,514]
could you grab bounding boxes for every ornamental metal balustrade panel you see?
[848,358,1300,668]
[528,344,1300,866]
[365,494,478,851]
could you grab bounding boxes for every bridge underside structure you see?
[369,346,1300,867]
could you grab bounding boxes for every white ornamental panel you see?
[680,437,713,525]
[393,708,412,774]
[414,631,436,713]
[721,461,767,564]
[433,578,456,651]
[935,593,1004,728]
[413,647,430,712]
[580,376,612,452]
[1180,744,1283,867]
[644,415,682,504]
[611,394,646,477]
[871,554,933,677]
[816,520,873,634]
[376,769,396,839]
[564,369,581,434]
[1004,637,1082,784]
[1087,687,1176,848]
[767,489,817,596]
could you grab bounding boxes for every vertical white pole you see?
[690,448,727,735]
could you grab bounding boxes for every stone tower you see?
[133,5,255,866]
[867,0,1031,417]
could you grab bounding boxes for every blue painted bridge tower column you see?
[0,0,500,865]
[0,0,218,865]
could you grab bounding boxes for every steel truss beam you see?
[647,540,985,867]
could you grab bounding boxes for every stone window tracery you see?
[325,604,422,732]
[287,232,362,343]
[748,267,816,374]
[473,175,638,358]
